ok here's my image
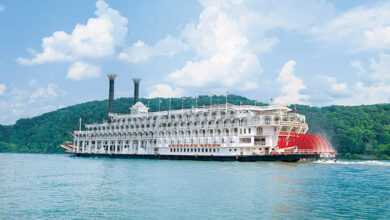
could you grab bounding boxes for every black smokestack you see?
[133,78,141,104]
[107,74,116,122]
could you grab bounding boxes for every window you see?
[239,138,251,143]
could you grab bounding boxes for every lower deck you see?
[74,152,320,162]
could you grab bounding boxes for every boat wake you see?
[314,160,390,166]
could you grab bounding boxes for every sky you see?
[1,0,390,125]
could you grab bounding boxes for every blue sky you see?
[0,0,390,125]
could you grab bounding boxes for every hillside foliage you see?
[0,95,389,159]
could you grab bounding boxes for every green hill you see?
[0,95,389,159]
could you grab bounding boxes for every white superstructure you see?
[72,102,309,157]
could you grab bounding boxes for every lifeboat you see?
[60,141,74,153]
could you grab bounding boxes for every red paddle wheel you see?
[278,133,336,155]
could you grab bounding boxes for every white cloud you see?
[120,0,335,91]
[29,83,66,103]
[274,60,309,105]
[0,84,6,96]
[0,83,67,124]
[148,84,183,98]
[310,2,390,52]
[17,0,127,65]
[332,82,390,106]
[370,53,390,82]
[306,75,350,106]
[0,5,5,12]
[350,60,365,76]
[325,76,348,93]
[67,61,101,81]
[167,1,263,89]
[363,26,390,50]
[118,36,186,63]
[329,53,390,105]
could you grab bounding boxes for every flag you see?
[196,96,199,99]
[159,100,162,103]
[226,91,229,95]
[255,100,258,103]
[183,97,186,100]
[295,105,297,113]
[211,94,215,97]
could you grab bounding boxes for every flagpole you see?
[182,97,184,111]
[195,96,198,109]
[158,99,161,112]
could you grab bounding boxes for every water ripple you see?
[0,153,389,219]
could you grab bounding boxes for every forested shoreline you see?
[0,95,389,159]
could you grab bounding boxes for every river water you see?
[0,153,389,219]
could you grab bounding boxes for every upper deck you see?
[76,103,307,136]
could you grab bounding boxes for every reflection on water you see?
[0,153,389,219]
[276,162,299,167]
